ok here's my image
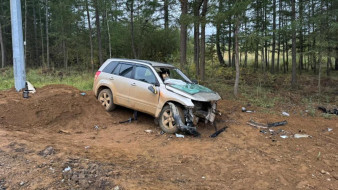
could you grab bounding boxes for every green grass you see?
[0,68,94,91]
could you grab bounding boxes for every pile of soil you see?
[0,84,337,189]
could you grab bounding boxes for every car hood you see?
[165,81,221,102]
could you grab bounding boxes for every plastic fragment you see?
[175,134,185,138]
[63,166,71,172]
[280,135,288,139]
[282,112,290,117]
[294,134,311,138]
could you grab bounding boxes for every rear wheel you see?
[159,105,184,134]
[98,89,116,112]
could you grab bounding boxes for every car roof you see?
[106,58,175,68]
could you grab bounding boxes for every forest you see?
[0,0,337,93]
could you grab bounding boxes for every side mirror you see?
[148,85,157,94]
[191,79,198,84]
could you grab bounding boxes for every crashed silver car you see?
[93,58,221,135]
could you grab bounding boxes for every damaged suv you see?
[93,58,221,135]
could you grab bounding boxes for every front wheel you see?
[159,105,184,134]
[98,89,116,112]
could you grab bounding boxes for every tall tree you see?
[85,0,94,73]
[0,22,5,68]
[291,0,297,87]
[200,0,207,81]
[179,0,188,69]
[127,0,137,59]
[271,0,276,73]
[215,0,225,66]
[46,0,50,68]
[193,0,203,77]
[94,0,103,64]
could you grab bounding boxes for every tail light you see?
[94,71,101,81]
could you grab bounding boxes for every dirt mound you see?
[0,85,120,132]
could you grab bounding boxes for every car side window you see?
[112,63,121,75]
[102,61,118,74]
[119,63,133,78]
[134,66,157,84]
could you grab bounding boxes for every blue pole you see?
[10,0,26,91]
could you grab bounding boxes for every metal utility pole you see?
[10,0,26,91]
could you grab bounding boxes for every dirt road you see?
[0,85,337,189]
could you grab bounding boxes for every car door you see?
[111,62,135,109]
[129,65,159,116]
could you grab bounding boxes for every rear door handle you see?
[109,77,114,80]
[130,83,136,86]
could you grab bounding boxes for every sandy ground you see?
[0,85,337,190]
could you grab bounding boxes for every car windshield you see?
[154,67,192,84]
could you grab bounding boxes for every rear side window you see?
[118,63,133,78]
[112,64,121,75]
[102,61,118,73]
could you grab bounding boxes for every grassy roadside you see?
[1,66,337,117]
[0,68,93,91]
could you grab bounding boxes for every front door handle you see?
[130,83,136,86]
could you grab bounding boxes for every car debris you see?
[294,134,312,138]
[169,102,200,137]
[242,107,255,113]
[175,133,185,138]
[282,112,290,117]
[80,92,86,96]
[247,119,268,129]
[63,166,72,172]
[267,120,288,127]
[209,126,227,138]
[145,130,153,133]
[328,128,333,132]
[58,129,70,134]
[119,111,138,124]
[318,106,338,115]
[280,135,288,139]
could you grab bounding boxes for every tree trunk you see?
[94,0,103,64]
[0,22,5,68]
[33,0,39,66]
[215,1,225,66]
[228,21,231,67]
[164,0,169,30]
[271,0,276,73]
[39,0,45,67]
[277,0,282,72]
[291,0,297,87]
[193,0,203,78]
[234,17,240,97]
[179,0,188,69]
[299,0,303,74]
[106,5,112,58]
[200,0,207,81]
[85,0,94,73]
[45,0,50,68]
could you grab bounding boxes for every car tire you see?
[98,89,116,112]
[159,105,185,134]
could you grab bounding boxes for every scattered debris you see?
[119,111,138,124]
[145,130,153,133]
[80,92,86,96]
[267,120,287,127]
[63,166,71,172]
[38,146,54,157]
[242,107,255,113]
[23,90,29,98]
[160,131,165,135]
[175,134,185,138]
[210,127,227,138]
[26,81,36,93]
[328,128,333,132]
[94,125,99,130]
[113,186,120,190]
[318,106,338,115]
[58,129,70,134]
[85,146,90,149]
[280,135,288,139]
[282,112,290,117]
[19,181,25,186]
[294,134,312,138]
[247,119,268,129]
